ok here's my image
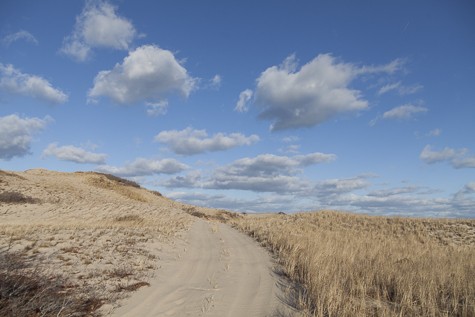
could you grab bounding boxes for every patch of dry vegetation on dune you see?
[85,172,148,202]
[0,169,192,316]
[231,211,475,317]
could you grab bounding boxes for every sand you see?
[1,169,303,316]
[110,220,302,317]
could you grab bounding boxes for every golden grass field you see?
[1,169,475,316]
[229,211,475,317]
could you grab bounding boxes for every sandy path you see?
[110,220,301,317]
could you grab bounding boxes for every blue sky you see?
[1,0,474,217]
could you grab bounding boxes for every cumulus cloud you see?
[42,143,107,164]
[367,186,421,197]
[96,158,188,177]
[161,171,202,188]
[206,152,336,193]
[382,104,428,120]
[0,64,68,104]
[154,127,260,155]
[167,191,304,213]
[88,45,197,104]
[61,0,137,61]
[2,30,38,46]
[309,177,456,216]
[420,145,475,169]
[452,183,475,212]
[208,173,311,193]
[314,175,372,199]
[0,114,51,160]
[235,89,253,112]
[218,153,336,177]
[248,54,402,131]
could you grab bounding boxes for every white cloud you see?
[235,89,253,112]
[88,45,197,104]
[61,0,137,61]
[314,175,372,198]
[0,64,68,104]
[2,30,38,46]
[452,157,475,169]
[282,136,299,143]
[382,104,428,120]
[357,58,405,75]
[452,183,475,212]
[210,74,222,89]
[420,145,475,169]
[96,157,188,177]
[154,127,260,155]
[206,152,336,193]
[146,100,168,116]
[161,170,202,188]
[367,186,421,197]
[378,81,422,95]
[42,143,107,164]
[218,153,336,177]
[280,144,300,154]
[208,173,311,193]
[0,114,51,160]
[378,82,401,95]
[420,145,460,164]
[251,54,402,131]
[166,190,306,213]
[428,129,442,137]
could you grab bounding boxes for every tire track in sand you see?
[110,220,302,317]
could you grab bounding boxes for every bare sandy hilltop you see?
[0,169,302,317]
[1,169,475,317]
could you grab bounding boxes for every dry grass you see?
[0,191,39,204]
[230,211,475,317]
[0,169,193,315]
[183,205,241,222]
[85,173,148,202]
[0,249,102,317]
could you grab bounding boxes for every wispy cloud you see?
[235,89,253,112]
[382,104,428,120]
[145,100,168,117]
[2,30,38,46]
[210,74,222,89]
[378,81,423,95]
[370,103,428,126]
[427,129,441,137]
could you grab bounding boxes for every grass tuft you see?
[86,173,147,202]
[0,250,102,317]
[0,191,39,204]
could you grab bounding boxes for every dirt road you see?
[111,220,301,317]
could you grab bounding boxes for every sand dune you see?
[0,169,301,316]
